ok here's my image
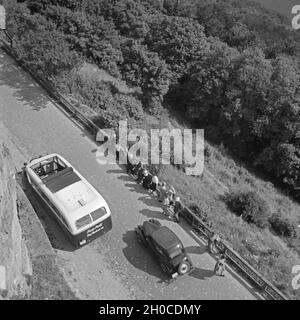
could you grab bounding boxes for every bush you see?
[189,203,213,228]
[269,211,299,238]
[224,190,271,229]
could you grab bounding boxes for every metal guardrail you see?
[180,207,288,300]
[0,38,288,300]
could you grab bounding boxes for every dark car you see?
[135,219,193,279]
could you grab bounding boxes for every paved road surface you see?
[0,49,259,300]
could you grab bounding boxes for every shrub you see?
[115,94,144,120]
[224,190,271,229]
[269,211,299,238]
[189,203,213,228]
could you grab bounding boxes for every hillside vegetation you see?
[2,0,300,298]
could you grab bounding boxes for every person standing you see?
[158,181,167,202]
[137,167,147,184]
[208,233,220,254]
[173,196,183,222]
[126,152,135,174]
[150,175,159,194]
[142,171,153,189]
[214,254,226,276]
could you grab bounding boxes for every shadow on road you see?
[122,230,168,282]
[185,245,207,255]
[137,195,162,208]
[189,267,215,281]
[117,175,133,182]
[139,208,170,222]
[106,169,124,175]
[0,52,49,111]
[124,182,149,195]
[16,172,76,252]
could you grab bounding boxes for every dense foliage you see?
[2,0,300,298]
[2,0,299,207]
[224,190,271,228]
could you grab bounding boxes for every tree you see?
[98,0,149,39]
[121,40,171,113]
[256,143,300,189]
[41,5,123,77]
[180,38,239,124]
[145,15,208,80]
[12,15,80,78]
[224,190,271,229]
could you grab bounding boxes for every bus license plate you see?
[87,223,104,237]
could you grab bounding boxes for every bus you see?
[24,153,112,247]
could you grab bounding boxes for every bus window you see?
[90,207,107,222]
[76,214,92,229]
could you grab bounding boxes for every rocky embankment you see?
[0,143,32,299]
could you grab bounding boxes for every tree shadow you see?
[122,230,168,282]
[0,52,50,111]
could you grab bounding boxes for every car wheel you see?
[178,261,191,275]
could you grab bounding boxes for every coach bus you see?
[24,153,112,247]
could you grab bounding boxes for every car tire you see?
[178,261,191,275]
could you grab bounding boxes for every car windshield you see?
[168,247,183,259]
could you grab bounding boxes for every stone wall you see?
[0,143,32,299]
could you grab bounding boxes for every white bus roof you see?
[53,180,98,212]
[26,154,109,224]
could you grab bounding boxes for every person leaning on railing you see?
[214,253,226,277]
[158,181,168,202]
[208,233,221,254]
[136,166,146,183]
[173,196,183,222]
[126,152,135,174]
[149,175,159,194]
[142,171,153,189]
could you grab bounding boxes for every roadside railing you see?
[0,38,288,300]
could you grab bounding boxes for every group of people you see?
[126,151,226,276]
[126,153,183,222]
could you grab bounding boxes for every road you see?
[0,49,259,300]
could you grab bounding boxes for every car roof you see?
[151,226,182,251]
